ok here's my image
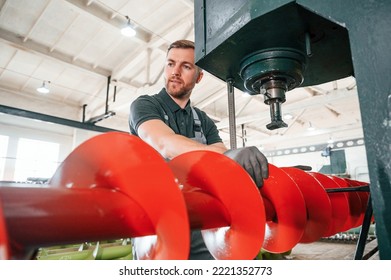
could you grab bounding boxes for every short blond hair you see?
[167,39,195,53]
[167,40,202,74]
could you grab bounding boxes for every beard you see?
[165,78,193,100]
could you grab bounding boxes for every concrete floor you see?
[289,239,379,260]
[290,241,357,260]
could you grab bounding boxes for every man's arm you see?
[138,119,227,159]
[138,119,268,187]
[135,107,268,187]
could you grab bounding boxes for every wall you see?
[0,114,100,181]
[268,144,369,182]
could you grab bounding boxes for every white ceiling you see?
[0,0,364,151]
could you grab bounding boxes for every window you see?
[0,135,9,180]
[14,138,60,182]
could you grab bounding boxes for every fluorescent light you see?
[283,113,293,120]
[86,111,116,124]
[121,16,136,37]
[37,81,50,94]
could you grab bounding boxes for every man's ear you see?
[196,70,203,84]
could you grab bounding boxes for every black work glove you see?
[224,146,269,188]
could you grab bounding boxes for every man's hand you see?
[224,146,269,187]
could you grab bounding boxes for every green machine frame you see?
[194,0,391,259]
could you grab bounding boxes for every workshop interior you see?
[0,0,390,260]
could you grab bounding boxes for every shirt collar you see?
[159,88,192,114]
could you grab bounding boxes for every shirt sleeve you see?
[129,95,164,136]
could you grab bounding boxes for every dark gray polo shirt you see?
[129,88,222,260]
[129,88,222,145]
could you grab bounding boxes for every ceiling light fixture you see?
[307,121,315,131]
[36,81,50,94]
[121,16,136,37]
[283,113,293,120]
[86,110,116,124]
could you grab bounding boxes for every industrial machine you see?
[194,0,390,259]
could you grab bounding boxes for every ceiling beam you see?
[178,0,194,8]
[64,0,152,44]
[0,27,111,77]
[22,1,51,43]
[194,87,226,109]
[50,14,81,52]
[278,109,306,136]
[111,10,193,80]
[0,0,10,19]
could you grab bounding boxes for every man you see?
[129,39,268,259]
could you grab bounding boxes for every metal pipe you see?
[325,185,370,193]
[82,104,87,123]
[354,194,374,260]
[227,78,237,149]
[105,75,111,114]
[0,105,122,133]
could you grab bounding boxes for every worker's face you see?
[164,48,203,99]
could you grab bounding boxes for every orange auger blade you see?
[344,178,371,226]
[261,164,307,253]
[330,176,363,231]
[308,172,350,237]
[281,167,333,243]
[0,132,190,259]
[0,200,9,260]
[168,151,265,260]
[49,132,190,260]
